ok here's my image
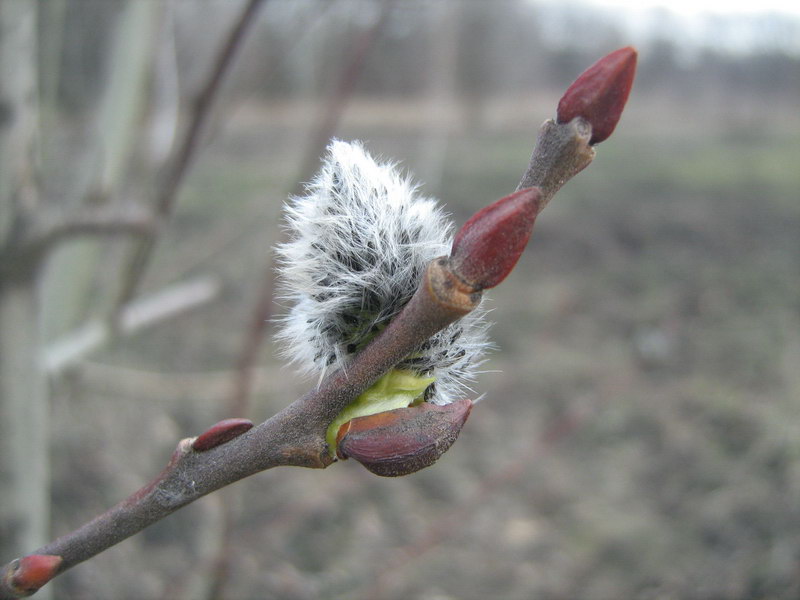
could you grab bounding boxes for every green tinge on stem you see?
[325,369,434,456]
[336,398,473,477]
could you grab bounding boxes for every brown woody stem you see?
[0,259,479,598]
[516,117,595,205]
[0,66,613,597]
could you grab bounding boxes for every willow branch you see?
[0,47,638,599]
[0,121,582,599]
[0,205,155,284]
[0,250,497,598]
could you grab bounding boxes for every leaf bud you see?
[449,188,542,291]
[336,398,472,477]
[4,555,63,596]
[192,418,254,452]
[556,46,637,144]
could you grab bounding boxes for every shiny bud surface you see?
[192,418,254,452]
[336,398,472,477]
[450,188,542,291]
[557,46,637,144]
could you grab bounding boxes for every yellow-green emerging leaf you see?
[326,369,435,456]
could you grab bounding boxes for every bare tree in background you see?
[0,0,260,576]
[1,0,48,567]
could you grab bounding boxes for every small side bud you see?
[450,188,542,291]
[192,418,254,452]
[336,398,472,477]
[556,46,637,144]
[5,555,62,596]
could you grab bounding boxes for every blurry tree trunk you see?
[0,284,48,561]
[418,0,459,192]
[43,0,161,339]
[0,0,48,574]
[0,5,245,598]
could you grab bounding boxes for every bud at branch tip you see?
[557,46,637,145]
[5,555,62,596]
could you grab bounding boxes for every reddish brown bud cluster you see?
[557,46,637,144]
[336,399,472,477]
[450,187,542,291]
[4,555,62,596]
[192,418,254,452]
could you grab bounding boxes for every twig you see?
[75,363,286,404]
[112,0,268,313]
[0,205,156,286]
[43,276,221,374]
[0,118,581,597]
[292,0,396,197]
[29,205,155,248]
[0,47,637,598]
[228,0,394,428]
[0,246,507,595]
[205,6,393,595]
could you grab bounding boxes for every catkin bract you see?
[276,140,489,405]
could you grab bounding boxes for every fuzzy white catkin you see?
[275,140,490,405]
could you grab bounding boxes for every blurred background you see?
[1,0,799,598]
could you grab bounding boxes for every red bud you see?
[192,418,254,451]
[336,399,472,477]
[557,46,637,144]
[6,555,62,595]
[450,187,541,290]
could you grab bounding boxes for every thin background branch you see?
[205,5,396,597]
[43,275,221,374]
[112,0,269,315]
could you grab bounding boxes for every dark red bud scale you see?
[450,187,542,291]
[192,418,254,452]
[5,555,63,595]
[557,46,637,144]
[336,398,472,477]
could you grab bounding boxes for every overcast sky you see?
[534,0,800,55]
[577,0,800,16]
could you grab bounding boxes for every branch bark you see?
[0,44,638,598]
[0,116,594,599]
[0,2,49,586]
[0,252,491,598]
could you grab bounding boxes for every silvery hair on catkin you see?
[275,140,490,405]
